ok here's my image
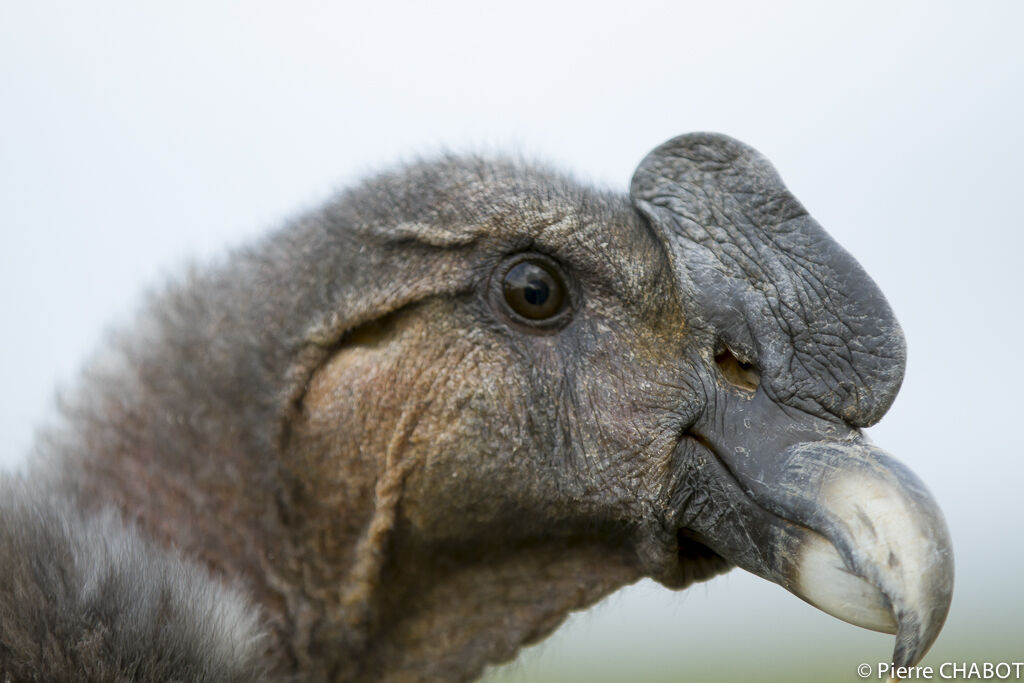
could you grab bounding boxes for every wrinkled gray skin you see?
[0,133,952,681]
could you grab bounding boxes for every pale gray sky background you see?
[1,2,1021,681]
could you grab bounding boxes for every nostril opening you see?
[714,347,761,393]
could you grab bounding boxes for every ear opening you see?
[274,301,424,458]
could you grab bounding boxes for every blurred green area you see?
[482,574,1020,683]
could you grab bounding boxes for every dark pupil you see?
[523,279,550,306]
[503,260,565,320]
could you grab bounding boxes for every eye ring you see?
[490,253,574,331]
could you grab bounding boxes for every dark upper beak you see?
[631,132,954,666]
[687,390,954,667]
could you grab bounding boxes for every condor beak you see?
[685,391,954,667]
[629,131,953,665]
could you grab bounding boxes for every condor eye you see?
[500,257,568,321]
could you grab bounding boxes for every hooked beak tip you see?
[785,443,954,667]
